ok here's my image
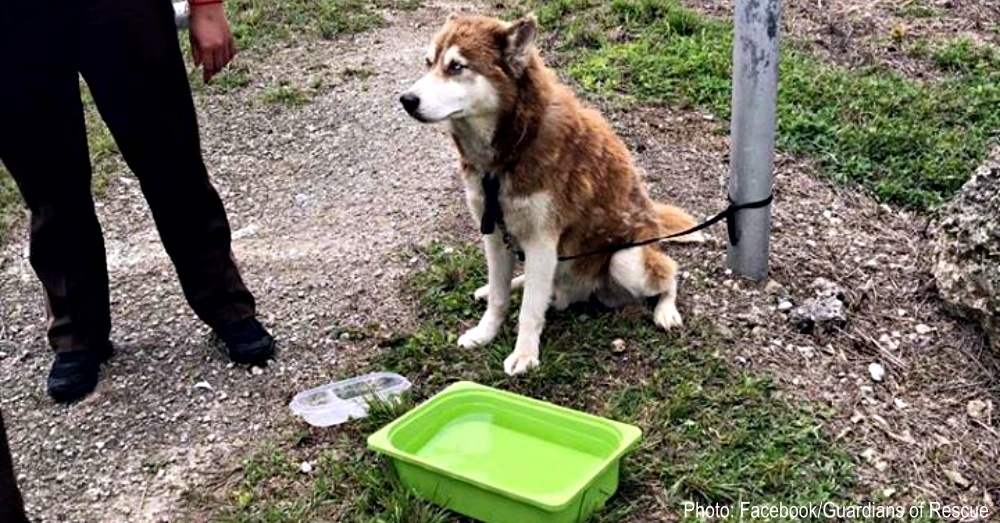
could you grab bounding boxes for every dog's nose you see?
[399,92,420,114]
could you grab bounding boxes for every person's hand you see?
[188,2,237,83]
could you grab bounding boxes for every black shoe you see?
[47,342,114,404]
[215,317,275,365]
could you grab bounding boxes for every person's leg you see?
[0,410,30,523]
[0,1,114,402]
[74,0,272,362]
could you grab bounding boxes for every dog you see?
[400,13,704,376]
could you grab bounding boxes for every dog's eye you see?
[447,61,466,74]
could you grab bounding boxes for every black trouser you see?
[0,0,255,353]
[0,410,29,523]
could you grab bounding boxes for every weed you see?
[263,80,310,106]
[225,0,422,50]
[931,36,999,74]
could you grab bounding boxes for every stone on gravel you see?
[610,339,627,353]
[789,277,848,334]
[944,469,971,489]
[300,461,313,474]
[869,362,885,382]
[931,147,1000,355]
[778,300,794,312]
[966,399,991,419]
[811,277,847,302]
[790,297,846,334]
[764,279,786,296]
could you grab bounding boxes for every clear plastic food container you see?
[290,372,412,427]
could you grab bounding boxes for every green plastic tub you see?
[367,381,642,523]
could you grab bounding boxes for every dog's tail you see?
[654,202,706,243]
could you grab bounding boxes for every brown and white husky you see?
[400,13,704,376]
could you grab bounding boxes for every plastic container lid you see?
[290,372,411,427]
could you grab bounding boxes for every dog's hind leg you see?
[474,274,524,301]
[459,233,514,349]
[608,245,682,330]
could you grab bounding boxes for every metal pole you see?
[727,0,780,281]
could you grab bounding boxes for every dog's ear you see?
[504,15,537,77]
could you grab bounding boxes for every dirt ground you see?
[0,0,997,521]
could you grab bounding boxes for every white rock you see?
[300,461,313,474]
[967,399,991,419]
[944,469,971,489]
[868,362,885,382]
[251,366,264,376]
[778,300,794,312]
[914,324,933,335]
[893,398,908,410]
[193,381,213,391]
[610,339,627,353]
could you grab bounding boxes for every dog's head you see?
[399,13,538,123]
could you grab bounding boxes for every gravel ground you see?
[0,4,475,522]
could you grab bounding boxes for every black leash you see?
[479,171,773,262]
[556,193,773,261]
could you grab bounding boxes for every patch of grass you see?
[225,0,422,50]
[189,244,855,521]
[531,0,1000,208]
[207,63,255,94]
[930,36,999,74]
[894,0,938,19]
[262,80,310,106]
[341,66,378,82]
[80,83,120,192]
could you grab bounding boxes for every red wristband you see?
[189,0,223,7]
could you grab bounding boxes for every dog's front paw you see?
[458,325,497,348]
[654,301,683,330]
[473,284,490,301]
[503,349,539,376]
